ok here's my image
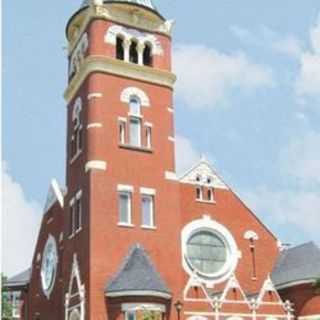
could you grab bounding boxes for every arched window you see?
[196,187,202,200]
[143,43,153,66]
[116,36,124,60]
[129,40,138,64]
[71,98,83,159]
[208,189,213,202]
[129,97,142,147]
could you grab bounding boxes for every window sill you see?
[118,223,135,228]
[196,199,216,205]
[68,227,82,239]
[70,150,82,164]
[119,144,153,153]
[141,225,157,230]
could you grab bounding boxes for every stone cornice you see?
[67,4,173,54]
[64,55,176,103]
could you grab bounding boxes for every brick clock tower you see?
[22,1,312,320]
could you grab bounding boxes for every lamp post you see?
[174,300,183,320]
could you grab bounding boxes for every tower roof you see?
[105,244,171,298]
[80,0,159,15]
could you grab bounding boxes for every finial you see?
[200,154,207,162]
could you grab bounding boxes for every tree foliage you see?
[1,274,13,320]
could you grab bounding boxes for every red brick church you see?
[5,1,320,319]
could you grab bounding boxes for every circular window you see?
[41,235,58,298]
[186,231,227,275]
[182,217,239,284]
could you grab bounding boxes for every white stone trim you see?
[140,187,156,196]
[165,171,177,181]
[76,190,83,200]
[141,225,157,230]
[181,216,239,285]
[121,303,166,312]
[85,161,107,172]
[118,184,134,192]
[117,222,135,228]
[299,316,320,320]
[144,122,153,127]
[168,136,175,142]
[118,117,127,122]
[184,312,292,319]
[105,25,164,56]
[121,87,150,107]
[167,107,174,113]
[244,230,259,241]
[87,123,102,129]
[105,290,171,299]
[87,92,102,100]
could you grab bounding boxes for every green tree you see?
[1,274,13,320]
[313,278,320,295]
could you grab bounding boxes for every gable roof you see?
[179,156,229,190]
[4,269,31,289]
[271,242,320,289]
[105,244,171,299]
[43,179,65,213]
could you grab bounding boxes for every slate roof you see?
[4,269,31,289]
[105,244,171,298]
[271,242,320,288]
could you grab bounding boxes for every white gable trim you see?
[179,157,228,190]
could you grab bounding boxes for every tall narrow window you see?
[116,36,124,60]
[69,203,75,236]
[142,195,154,227]
[143,43,153,66]
[196,187,202,200]
[146,126,152,149]
[119,192,131,225]
[71,98,83,159]
[129,118,141,147]
[119,121,126,144]
[208,189,213,202]
[129,40,138,64]
[75,198,82,232]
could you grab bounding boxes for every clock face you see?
[41,235,58,297]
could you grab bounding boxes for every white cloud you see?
[280,131,320,187]
[231,25,302,58]
[173,44,274,109]
[296,14,320,98]
[242,130,320,243]
[175,135,200,175]
[2,163,42,277]
[243,188,320,243]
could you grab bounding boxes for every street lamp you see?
[174,300,183,320]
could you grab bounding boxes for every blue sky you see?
[3,0,320,276]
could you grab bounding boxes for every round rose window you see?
[186,231,227,275]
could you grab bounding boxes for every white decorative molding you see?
[87,123,103,129]
[105,25,164,56]
[85,160,107,172]
[64,56,176,103]
[106,290,171,299]
[87,92,103,100]
[179,157,229,190]
[44,179,64,212]
[165,171,177,181]
[244,230,259,241]
[299,316,320,320]
[69,32,89,77]
[72,97,82,123]
[118,184,134,192]
[120,87,150,107]
[168,136,175,142]
[167,107,174,113]
[140,187,156,195]
[121,303,166,312]
[118,117,127,122]
[144,122,153,127]
[65,254,85,320]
